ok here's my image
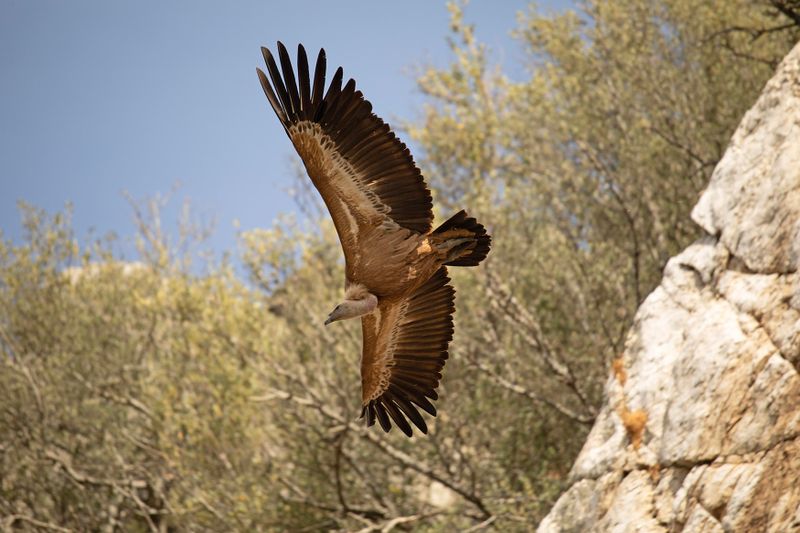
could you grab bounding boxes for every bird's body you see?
[258,43,490,436]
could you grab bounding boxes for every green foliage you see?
[407,0,799,524]
[0,204,280,530]
[2,1,799,530]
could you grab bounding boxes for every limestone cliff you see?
[538,44,800,532]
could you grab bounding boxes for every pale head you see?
[324,286,377,326]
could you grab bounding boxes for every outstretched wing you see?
[360,268,455,437]
[257,42,434,269]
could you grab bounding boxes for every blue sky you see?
[1,0,569,262]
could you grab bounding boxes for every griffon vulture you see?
[257,43,491,437]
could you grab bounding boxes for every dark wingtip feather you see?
[277,42,301,116]
[297,44,311,119]
[311,48,327,121]
[389,383,436,417]
[326,67,344,101]
[383,399,413,437]
[388,392,428,435]
[262,46,292,121]
[374,402,392,432]
[411,394,437,417]
[257,67,288,126]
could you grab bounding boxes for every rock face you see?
[538,45,800,532]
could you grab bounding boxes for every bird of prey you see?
[257,42,490,437]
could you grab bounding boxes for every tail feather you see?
[433,210,491,267]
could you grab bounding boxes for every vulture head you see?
[324,293,378,326]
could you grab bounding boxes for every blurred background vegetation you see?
[2,1,799,531]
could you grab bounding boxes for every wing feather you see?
[296,45,312,119]
[388,383,437,416]
[258,42,434,260]
[383,399,414,437]
[324,66,343,100]
[257,68,287,127]
[277,43,302,117]
[374,401,392,432]
[360,268,455,436]
[386,391,428,434]
[311,49,327,115]
[261,47,291,118]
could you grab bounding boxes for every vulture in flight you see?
[257,43,491,437]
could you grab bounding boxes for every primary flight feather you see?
[257,42,491,437]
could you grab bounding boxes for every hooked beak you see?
[324,315,333,326]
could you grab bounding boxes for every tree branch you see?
[2,515,73,533]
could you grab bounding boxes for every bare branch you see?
[465,350,595,425]
[258,386,493,520]
[769,0,800,26]
[463,515,498,532]
[485,272,596,413]
[354,512,440,533]
[2,515,73,533]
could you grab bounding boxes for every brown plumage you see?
[257,42,491,437]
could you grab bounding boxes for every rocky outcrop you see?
[538,45,800,532]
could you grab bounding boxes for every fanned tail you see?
[433,210,491,267]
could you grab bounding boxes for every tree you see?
[404,0,799,523]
